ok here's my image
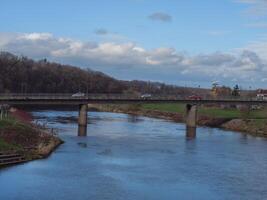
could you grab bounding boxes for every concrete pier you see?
[78,104,88,136]
[185,104,197,138]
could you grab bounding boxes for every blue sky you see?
[1,0,267,88]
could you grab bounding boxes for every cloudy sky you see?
[1,0,267,88]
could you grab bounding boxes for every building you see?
[211,86,232,98]
[256,89,267,100]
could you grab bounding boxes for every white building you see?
[256,89,267,100]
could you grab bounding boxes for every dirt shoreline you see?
[30,129,63,159]
[89,104,267,138]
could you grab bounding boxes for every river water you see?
[1,111,267,200]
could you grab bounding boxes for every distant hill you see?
[123,80,210,96]
[0,52,210,95]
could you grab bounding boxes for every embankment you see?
[0,108,63,167]
[89,104,267,138]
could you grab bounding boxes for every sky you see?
[0,0,267,88]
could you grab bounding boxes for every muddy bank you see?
[33,131,63,158]
[221,119,267,137]
[89,104,267,138]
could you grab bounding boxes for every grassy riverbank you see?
[0,118,27,152]
[0,137,21,152]
[142,103,267,119]
[90,103,267,137]
[0,115,63,162]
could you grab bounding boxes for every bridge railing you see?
[0,93,261,102]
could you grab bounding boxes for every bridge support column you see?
[78,104,87,136]
[185,104,198,138]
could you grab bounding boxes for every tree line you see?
[0,51,209,95]
[0,52,126,93]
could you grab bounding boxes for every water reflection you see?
[78,126,87,136]
[186,126,196,139]
[77,142,88,148]
[127,114,140,123]
[184,136,197,155]
[1,111,267,200]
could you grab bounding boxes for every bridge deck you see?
[0,94,266,105]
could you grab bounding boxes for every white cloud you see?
[18,33,53,40]
[0,32,266,87]
[243,37,267,59]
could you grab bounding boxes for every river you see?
[1,111,267,200]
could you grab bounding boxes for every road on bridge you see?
[0,93,265,105]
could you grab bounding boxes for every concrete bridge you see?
[1,93,266,138]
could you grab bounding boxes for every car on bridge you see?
[140,94,152,99]
[187,95,202,100]
[71,92,85,97]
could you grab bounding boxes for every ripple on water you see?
[0,111,267,200]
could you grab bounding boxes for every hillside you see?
[0,51,210,95]
[0,52,126,94]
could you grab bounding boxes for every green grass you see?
[198,107,243,118]
[141,103,267,119]
[142,103,186,113]
[0,138,21,151]
[252,119,267,127]
[0,118,33,132]
[0,118,32,151]
[0,118,15,129]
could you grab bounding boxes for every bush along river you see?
[0,110,267,200]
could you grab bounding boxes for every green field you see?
[0,118,29,151]
[0,118,33,132]
[141,103,267,119]
[0,118,17,129]
[0,138,20,151]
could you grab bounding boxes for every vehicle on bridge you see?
[71,92,85,97]
[187,95,202,100]
[140,94,152,99]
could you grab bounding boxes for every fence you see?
[0,104,10,120]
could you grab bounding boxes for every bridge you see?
[1,93,266,138]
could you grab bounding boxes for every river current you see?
[0,111,267,200]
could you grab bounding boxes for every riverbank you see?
[0,108,63,167]
[89,104,267,138]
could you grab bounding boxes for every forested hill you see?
[0,52,209,95]
[0,52,126,93]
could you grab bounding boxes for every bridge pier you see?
[185,104,198,138]
[78,104,88,136]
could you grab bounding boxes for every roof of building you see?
[257,89,267,94]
